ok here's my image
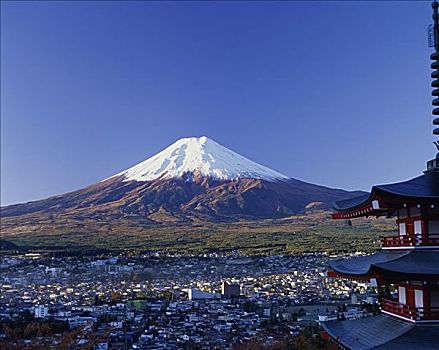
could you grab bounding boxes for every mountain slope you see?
[1,136,364,228]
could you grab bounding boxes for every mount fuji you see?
[109,136,289,183]
[1,136,363,225]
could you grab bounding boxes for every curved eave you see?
[329,251,409,278]
[329,250,439,279]
[333,193,374,212]
[332,188,393,219]
[332,172,439,219]
[327,270,375,282]
[322,314,439,350]
[373,250,439,279]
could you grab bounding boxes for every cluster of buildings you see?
[0,251,377,349]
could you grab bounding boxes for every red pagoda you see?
[321,2,439,349]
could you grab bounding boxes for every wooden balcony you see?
[381,235,415,248]
[381,234,439,248]
[380,298,439,322]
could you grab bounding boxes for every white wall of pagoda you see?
[384,205,439,248]
[381,280,439,322]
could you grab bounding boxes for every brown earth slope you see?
[1,175,364,225]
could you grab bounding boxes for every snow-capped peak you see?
[111,136,289,182]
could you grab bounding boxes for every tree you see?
[110,291,122,303]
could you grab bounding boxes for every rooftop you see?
[333,171,439,217]
[322,314,439,350]
[329,250,439,280]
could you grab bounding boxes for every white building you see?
[351,294,358,304]
[34,305,49,318]
[187,288,220,300]
[318,314,337,322]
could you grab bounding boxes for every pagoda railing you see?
[381,298,439,321]
[381,234,439,248]
[381,235,415,247]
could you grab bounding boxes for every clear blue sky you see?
[0,1,435,205]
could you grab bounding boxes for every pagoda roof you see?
[322,314,439,350]
[333,171,439,218]
[329,250,439,279]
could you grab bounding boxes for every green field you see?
[1,212,395,255]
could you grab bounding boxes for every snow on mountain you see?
[111,136,289,182]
